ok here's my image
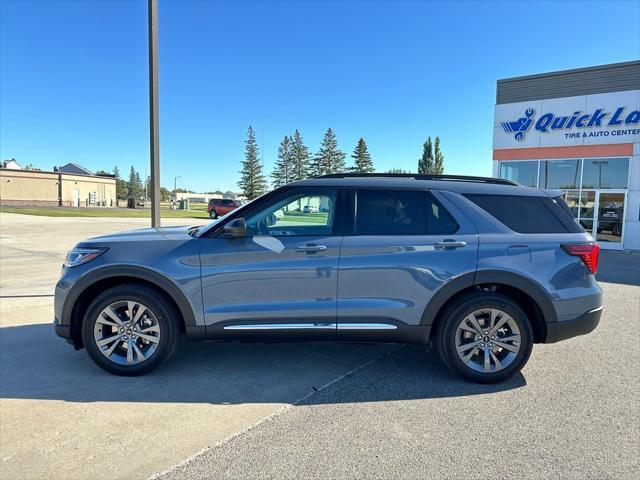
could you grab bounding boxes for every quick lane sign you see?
[493,89,640,149]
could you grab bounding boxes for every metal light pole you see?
[174,176,181,197]
[148,0,161,227]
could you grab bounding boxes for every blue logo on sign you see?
[501,106,640,141]
[501,108,535,141]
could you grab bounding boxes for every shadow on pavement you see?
[596,250,640,286]
[0,324,525,404]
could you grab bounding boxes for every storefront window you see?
[499,161,538,187]
[538,160,581,189]
[561,190,580,218]
[579,190,596,219]
[582,158,629,189]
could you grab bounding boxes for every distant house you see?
[1,159,22,170]
[58,163,94,176]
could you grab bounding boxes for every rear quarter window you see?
[464,194,584,234]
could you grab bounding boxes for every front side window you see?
[245,189,336,237]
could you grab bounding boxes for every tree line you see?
[112,166,170,202]
[238,126,445,200]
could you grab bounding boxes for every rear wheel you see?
[82,283,180,376]
[210,209,218,219]
[436,293,533,383]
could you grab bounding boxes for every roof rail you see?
[316,173,520,186]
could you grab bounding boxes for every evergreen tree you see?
[135,171,144,199]
[387,168,411,174]
[351,138,374,173]
[238,126,267,200]
[127,166,139,199]
[113,166,127,199]
[418,137,434,174]
[290,129,310,180]
[433,136,445,174]
[311,128,346,176]
[271,135,294,188]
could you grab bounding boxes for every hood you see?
[79,225,199,245]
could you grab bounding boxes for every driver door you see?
[199,187,342,338]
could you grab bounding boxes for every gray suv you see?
[54,174,602,383]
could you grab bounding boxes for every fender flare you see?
[61,265,197,328]
[420,269,556,326]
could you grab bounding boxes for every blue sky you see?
[1,0,639,193]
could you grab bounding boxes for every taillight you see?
[561,243,600,274]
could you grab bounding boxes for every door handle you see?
[435,239,467,250]
[295,244,327,253]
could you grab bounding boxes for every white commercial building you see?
[493,61,640,251]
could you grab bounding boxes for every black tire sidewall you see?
[82,284,179,376]
[437,293,533,383]
[210,210,218,219]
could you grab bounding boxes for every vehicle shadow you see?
[0,324,525,405]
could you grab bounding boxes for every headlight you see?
[63,248,107,268]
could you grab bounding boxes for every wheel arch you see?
[64,265,199,348]
[422,270,554,344]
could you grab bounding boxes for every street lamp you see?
[148,0,161,227]
[591,160,609,188]
[174,176,181,199]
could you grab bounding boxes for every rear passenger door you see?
[337,189,478,336]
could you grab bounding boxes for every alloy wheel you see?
[454,308,521,373]
[93,300,161,365]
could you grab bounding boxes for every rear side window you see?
[464,194,584,234]
[354,190,458,235]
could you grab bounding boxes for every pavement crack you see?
[148,344,406,480]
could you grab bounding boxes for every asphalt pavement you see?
[0,212,638,480]
[158,258,640,480]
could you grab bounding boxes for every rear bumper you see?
[544,306,602,343]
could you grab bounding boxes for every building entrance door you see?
[71,188,80,207]
[593,191,626,250]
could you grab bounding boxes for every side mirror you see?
[222,218,247,238]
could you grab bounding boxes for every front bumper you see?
[544,306,602,343]
[53,318,74,345]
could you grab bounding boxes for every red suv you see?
[208,198,240,219]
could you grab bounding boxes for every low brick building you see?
[0,168,117,207]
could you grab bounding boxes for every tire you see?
[436,293,533,384]
[82,283,180,376]
[613,223,622,236]
[209,209,218,219]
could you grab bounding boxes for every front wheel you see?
[82,283,180,376]
[436,293,533,383]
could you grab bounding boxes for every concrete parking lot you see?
[1,212,639,480]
